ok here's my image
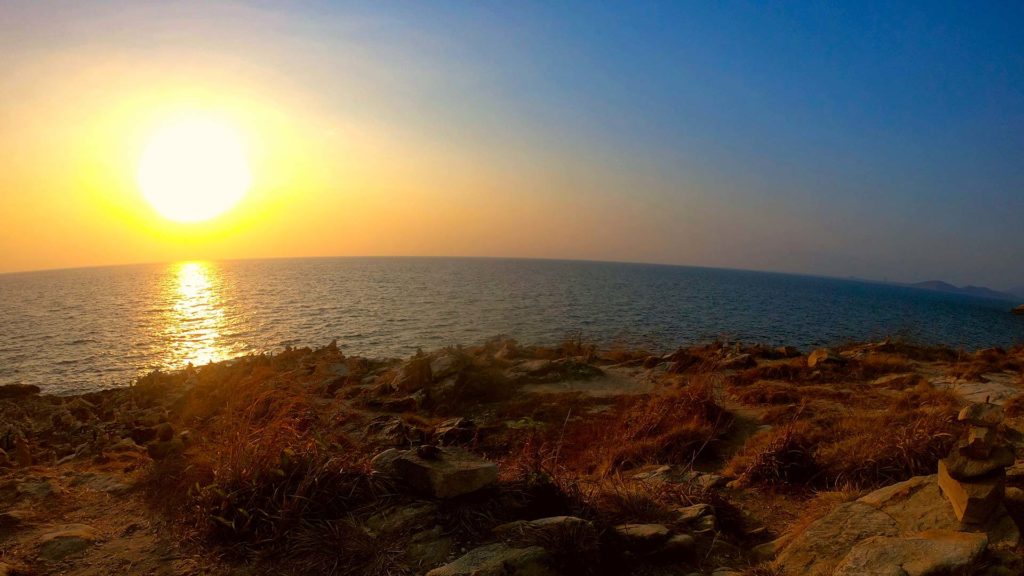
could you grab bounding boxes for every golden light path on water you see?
[161,261,230,368]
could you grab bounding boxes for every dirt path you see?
[0,449,222,576]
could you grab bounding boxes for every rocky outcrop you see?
[371,446,497,498]
[776,475,1021,575]
[391,355,433,393]
[1012,304,1024,315]
[776,502,900,575]
[832,530,988,576]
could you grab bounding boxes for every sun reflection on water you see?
[162,261,229,367]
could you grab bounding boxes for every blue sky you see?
[2,1,1023,287]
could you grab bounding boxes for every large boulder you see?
[371,446,497,499]
[392,356,433,393]
[833,530,987,576]
[1012,304,1024,315]
[425,543,555,576]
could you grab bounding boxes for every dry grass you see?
[1005,393,1024,418]
[138,349,417,574]
[725,385,959,490]
[570,377,733,477]
[949,347,1024,380]
[850,353,914,380]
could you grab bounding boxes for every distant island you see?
[904,280,1020,302]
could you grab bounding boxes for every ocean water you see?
[1,257,1022,394]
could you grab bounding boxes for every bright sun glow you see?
[137,115,252,223]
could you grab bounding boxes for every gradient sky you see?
[1,1,1022,287]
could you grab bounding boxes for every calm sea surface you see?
[1,257,1022,394]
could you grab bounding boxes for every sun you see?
[137,115,252,223]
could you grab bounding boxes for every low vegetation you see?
[1,337,1022,575]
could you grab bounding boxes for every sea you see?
[1,257,1022,395]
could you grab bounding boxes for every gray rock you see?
[859,474,1019,550]
[434,417,476,445]
[430,353,462,381]
[833,530,987,576]
[37,524,98,561]
[494,516,597,548]
[718,353,755,370]
[371,446,498,498]
[776,502,899,576]
[807,348,844,368]
[612,523,671,550]
[673,503,714,525]
[942,445,1015,480]
[392,356,432,393]
[425,543,554,576]
[366,415,417,446]
[958,403,1004,427]
[407,525,453,567]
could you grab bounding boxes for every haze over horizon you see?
[2,1,1023,287]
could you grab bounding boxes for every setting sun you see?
[137,114,251,223]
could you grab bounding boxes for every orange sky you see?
[0,3,730,275]
[3,2,1022,288]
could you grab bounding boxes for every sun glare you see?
[137,115,252,223]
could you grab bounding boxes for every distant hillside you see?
[906,280,1018,302]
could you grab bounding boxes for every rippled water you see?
[1,257,1022,394]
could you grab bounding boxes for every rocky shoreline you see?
[1,337,1023,575]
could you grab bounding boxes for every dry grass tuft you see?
[573,377,733,476]
[1005,393,1024,418]
[726,385,959,490]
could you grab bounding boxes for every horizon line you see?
[4,253,1017,296]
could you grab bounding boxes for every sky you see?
[1,1,1022,288]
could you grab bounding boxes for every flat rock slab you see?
[780,475,1021,575]
[38,524,99,561]
[371,446,497,498]
[425,543,555,576]
[833,530,987,576]
[776,502,899,576]
[942,376,1023,405]
[612,523,671,546]
[494,515,596,544]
